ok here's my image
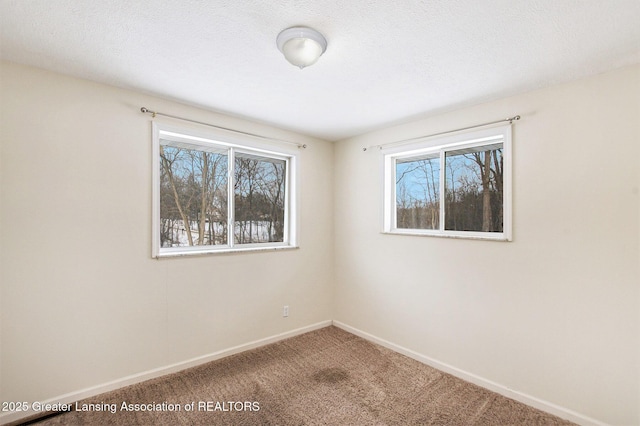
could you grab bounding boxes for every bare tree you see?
[461,147,503,232]
[395,158,439,229]
[160,146,228,247]
[160,145,194,246]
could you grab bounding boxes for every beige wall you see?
[333,64,639,425]
[0,61,334,405]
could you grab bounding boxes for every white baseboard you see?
[1,320,609,426]
[332,320,608,426]
[0,320,332,425]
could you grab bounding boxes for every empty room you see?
[0,1,638,425]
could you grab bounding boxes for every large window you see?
[152,124,297,257]
[383,125,512,241]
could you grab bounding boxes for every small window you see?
[152,124,297,257]
[383,125,512,241]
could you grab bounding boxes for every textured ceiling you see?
[1,0,639,141]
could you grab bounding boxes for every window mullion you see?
[439,149,445,232]
[228,147,235,248]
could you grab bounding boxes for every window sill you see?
[382,230,511,242]
[154,245,300,258]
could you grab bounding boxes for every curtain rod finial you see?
[141,107,156,117]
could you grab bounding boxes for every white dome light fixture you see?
[276,26,327,69]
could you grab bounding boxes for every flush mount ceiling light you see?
[276,26,327,69]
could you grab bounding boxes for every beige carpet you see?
[28,326,574,425]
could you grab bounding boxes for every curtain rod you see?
[140,107,307,149]
[362,115,520,152]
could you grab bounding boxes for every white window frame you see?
[152,123,298,257]
[383,124,512,241]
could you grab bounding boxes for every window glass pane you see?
[159,142,228,247]
[234,154,286,244]
[444,145,503,232]
[395,155,440,230]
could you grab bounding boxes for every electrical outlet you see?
[283,305,289,317]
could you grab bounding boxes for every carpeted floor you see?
[28,326,574,425]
